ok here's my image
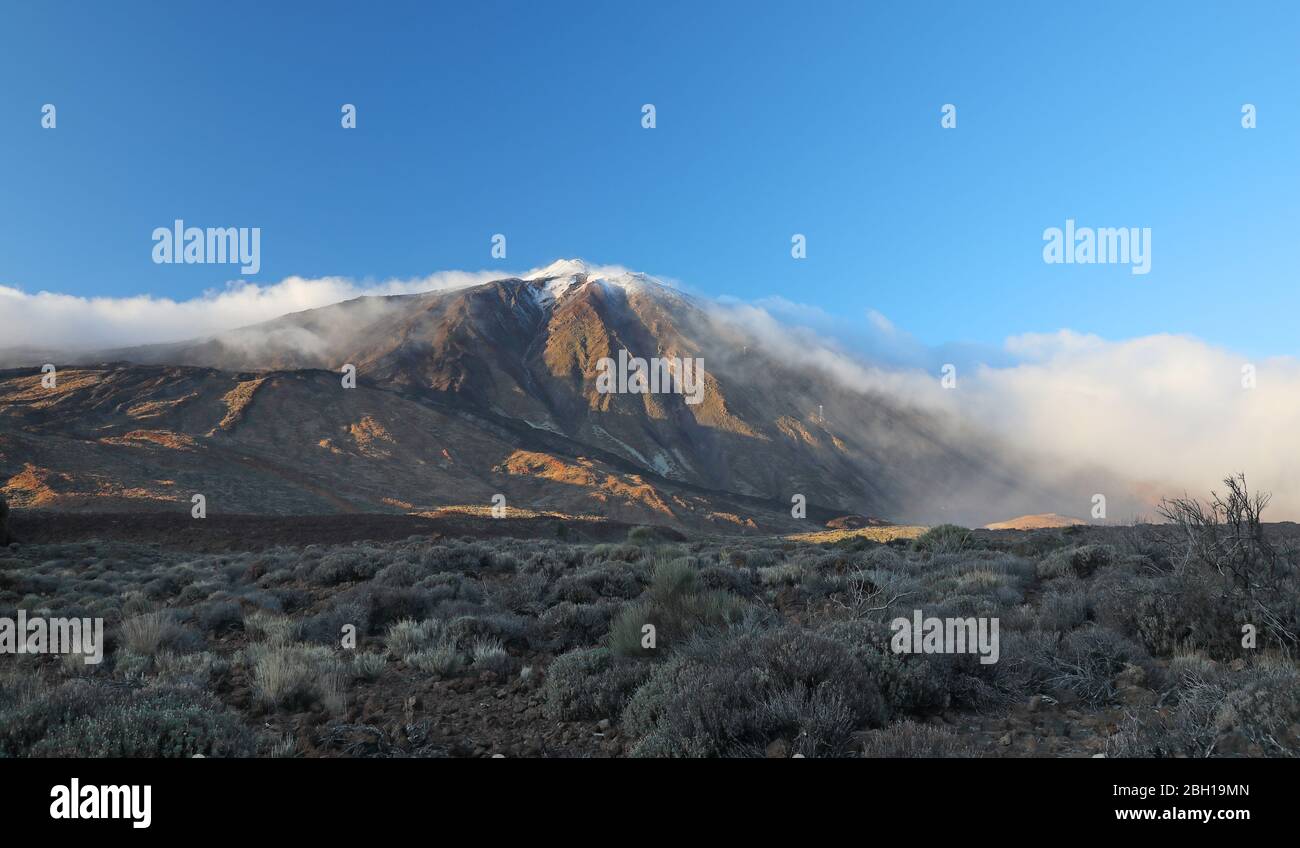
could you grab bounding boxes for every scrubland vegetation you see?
[0,477,1296,758]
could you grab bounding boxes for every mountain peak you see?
[522,259,664,304]
[525,258,592,281]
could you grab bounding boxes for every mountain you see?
[0,260,1033,531]
[985,513,1088,530]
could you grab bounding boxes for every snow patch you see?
[522,418,565,435]
[523,258,664,305]
[591,425,652,468]
[650,451,676,477]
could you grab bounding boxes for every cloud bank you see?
[0,270,508,355]
[966,331,1300,519]
[714,298,1300,521]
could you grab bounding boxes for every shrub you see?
[607,558,747,657]
[299,598,370,645]
[195,600,243,636]
[1132,571,1247,659]
[1153,476,1300,653]
[468,637,514,677]
[987,628,1058,697]
[384,618,442,657]
[622,625,886,757]
[627,526,657,546]
[1,680,253,758]
[491,572,550,615]
[407,644,462,676]
[243,610,300,645]
[153,651,227,687]
[1037,545,1115,580]
[1045,628,1150,704]
[819,619,954,717]
[248,643,346,713]
[443,612,535,650]
[757,562,804,586]
[350,652,387,681]
[29,686,255,757]
[1108,661,1300,757]
[1090,571,1156,639]
[332,584,437,632]
[912,525,972,555]
[119,611,203,657]
[1211,665,1300,755]
[267,734,297,758]
[547,563,646,605]
[1037,585,1092,631]
[385,617,465,675]
[861,719,977,758]
[543,648,651,721]
[310,547,384,585]
[542,601,620,651]
[698,564,758,596]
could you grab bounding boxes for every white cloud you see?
[712,297,1300,520]
[0,269,509,353]
[966,331,1300,517]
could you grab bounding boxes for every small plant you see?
[627,526,657,546]
[268,734,297,758]
[383,617,464,675]
[243,610,300,645]
[407,644,462,676]
[621,625,886,758]
[862,719,977,758]
[608,558,747,657]
[543,648,651,721]
[16,685,255,758]
[249,643,346,713]
[912,524,972,555]
[119,611,201,657]
[1036,545,1114,579]
[350,652,387,681]
[119,612,169,656]
[384,618,442,657]
[469,637,513,676]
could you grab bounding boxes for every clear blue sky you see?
[2,1,1297,357]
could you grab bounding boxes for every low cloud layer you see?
[966,331,1300,519]
[716,299,1300,521]
[0,270,507,355]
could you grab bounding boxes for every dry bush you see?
[862,719,977,758]
[1158,474,1297,652]
[248,643,346,713]
[622,623,886,757]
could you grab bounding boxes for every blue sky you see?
[2,1,1297,357]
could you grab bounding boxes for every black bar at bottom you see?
[0,757,1285,834]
